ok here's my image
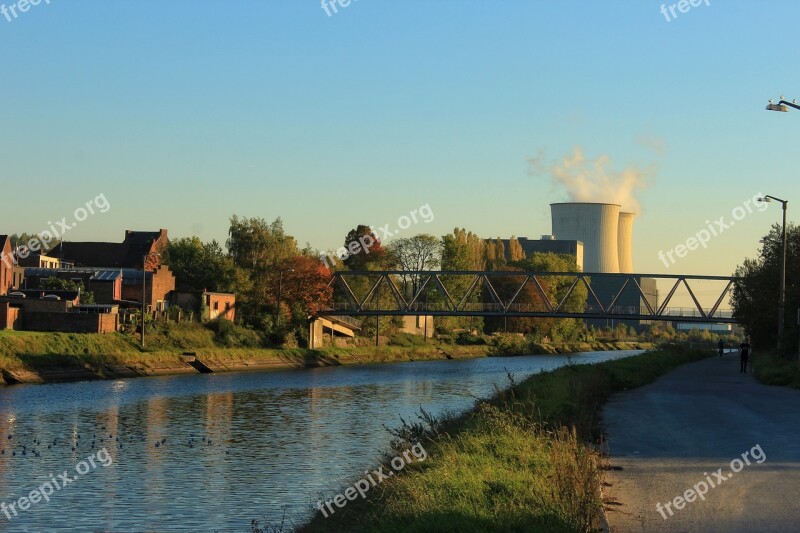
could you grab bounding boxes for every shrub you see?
[489,332,529,355]
[387,332,427,347]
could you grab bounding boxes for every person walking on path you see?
[739,337,751,373]
[718,339,725,358]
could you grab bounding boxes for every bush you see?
[207,319,263,348]
[388,332,427,347]
[489,332,529,355]
[455,332,487,345]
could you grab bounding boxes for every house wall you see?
[0,302,21,330]
[0,240,12,296]
[88,279,121,304]
[121,266,175,308]
[150,266,175,306]
[8,298,73,314]
[12,266,24,290]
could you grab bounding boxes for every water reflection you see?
[0,350,640,531]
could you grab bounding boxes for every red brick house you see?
[204,292,236,321]
[0,235,12,296]
[120,266,176,310]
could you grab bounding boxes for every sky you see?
[1,0,799,284]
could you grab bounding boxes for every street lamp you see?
[758,196,788,350]
[766,96,800,113]
[141,252,160,348]
[275,268,294,326]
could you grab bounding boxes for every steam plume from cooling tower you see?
[528,146,655,213]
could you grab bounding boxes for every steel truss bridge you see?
[318,271,739,324]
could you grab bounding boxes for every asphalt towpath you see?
[602,351,800,532]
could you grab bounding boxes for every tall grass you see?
[753,352,800,389]
[298,345,710,532]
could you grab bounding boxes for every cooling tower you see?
[551,203,620,273]
[617,212,635,273]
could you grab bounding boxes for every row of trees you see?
[731,222,800,355]
[163,220,590,345]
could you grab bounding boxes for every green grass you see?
[297,345,710,533]
[753,352,800,389]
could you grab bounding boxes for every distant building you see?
[172,291,236,321]
[203,292,236,321]
[496,236,584,270]
[16,251,67,269]
[23,266,175,310]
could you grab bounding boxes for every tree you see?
[508,236,526,262]
[164,237,242,293]
[485,238,506,270]
[226,216,299,327]
[40,277,95,304]
[439,229,488,333]
[508,252,588,341]
[10,233,60,254]
[274,255,333,318]
[226,216,298,271]
[442,228,486,271]
[387,234,442,297]
[731,222,800,352]
[483,266,549,334]
[342,225,386,270]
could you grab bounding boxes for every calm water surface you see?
[0,350,642,532]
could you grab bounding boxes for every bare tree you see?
[387,234,442,298]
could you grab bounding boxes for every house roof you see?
[54,230,168,269]
[0,235,10,253]
[24,267,123,282]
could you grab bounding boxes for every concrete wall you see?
[400,315,434,338]
[617,212,635,274]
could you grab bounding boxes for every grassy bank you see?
[297,345,709,533]
[753,352,800,390]
[0,326,651,385]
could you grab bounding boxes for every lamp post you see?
[275,268,294,326]
[766,96,800,113]
[758,196,788,350]
[141,252,161,348]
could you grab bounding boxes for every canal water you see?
[0,350,641,532]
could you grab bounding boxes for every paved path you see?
[602,352,800,533]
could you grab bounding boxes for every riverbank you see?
[0,329,652,385]
[296,345,710,533]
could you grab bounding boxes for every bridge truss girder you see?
[321,271,739,324]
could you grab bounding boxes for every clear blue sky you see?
[1,0,798,279]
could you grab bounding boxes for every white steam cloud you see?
[528,146,656,213]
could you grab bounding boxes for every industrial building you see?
[549,202,658,329]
